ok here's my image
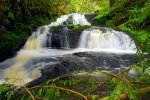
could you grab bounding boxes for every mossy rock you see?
[68,24,91,48]
[66,17,73,24]
[51,25,61,30]
[68,24,90,32]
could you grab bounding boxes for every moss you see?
[67,24,77,29]
[68,24,90,33]
[51,25,61,30]
[67,17,73,24]
[68,24,90,39]
[66,24,91,48]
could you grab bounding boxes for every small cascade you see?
[78,27,136,51]
[71,13,91,25]
[24,13,90,50]
[24,26,50,50]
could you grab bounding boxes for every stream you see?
[0,13,138,85]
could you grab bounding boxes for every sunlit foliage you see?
[93,0,150,53]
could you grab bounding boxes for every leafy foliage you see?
[0,60,150,100]
[0,84,15,100]
[93,0,150,53]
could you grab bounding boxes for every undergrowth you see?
[92,0,150,53]
[0,59,150,100]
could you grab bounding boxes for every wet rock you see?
[85,14,95,23]
[50,25,69,48]
[27,52,138,87]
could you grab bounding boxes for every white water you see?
[78,28,136,51]
[0,13,91,85]
[0,13,137,85]
[49,13,90,26]
[24,13,91,50]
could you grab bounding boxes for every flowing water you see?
[0,13,137,85]
[78,27,136,50]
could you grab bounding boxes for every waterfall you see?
[71,13,91,25]
[24,26,50,50]
[24,13,91,50]
[0,13,137,85]
[78,27,136,51]
[0,13,91,84]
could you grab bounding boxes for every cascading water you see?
[0,13,137,85]
[78,27,136,51]
[0,13,91,84]
[24,13,91,50]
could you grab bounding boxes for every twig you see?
[5,77,25,85]
[22,85,35,100]
[88,58,150,95]
[88,79,109,96]
[14,74,70,98]
[46,73,70,83]
[12,78,25,85]
[95,81,150,84]
[138,86,150,94]
[102,71,135,88]
[99,85,150,100]
[29,85,88,100]
[131,81,150,84]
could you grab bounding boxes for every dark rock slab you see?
[27,51,138,87]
